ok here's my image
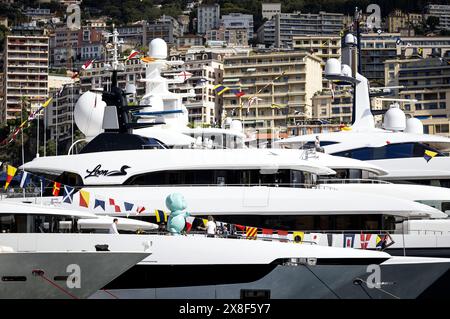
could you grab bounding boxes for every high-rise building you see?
[1,26,49,123]
[197,4,220,35]
[222,50,323,138]
[164,51,223,126]
[360,33,399,86]
[385,57,450,136]
[396,36,450,59]
[221,13,254,42]
[262,3,281,20]
[273,11,344,48]
[425,4,450,30]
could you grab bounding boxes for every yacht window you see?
[205,214,389,232]
[300,141,339,149]
[124,169,313,187]
[0,214,78,233]
[333,143,444,160]
[441,202,450,214]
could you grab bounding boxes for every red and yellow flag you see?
[246,226,258,239]
[79,190,90,208]
[52,182,61,196]
[4,165,17,190]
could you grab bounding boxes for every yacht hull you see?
[0,252,149,299]
[92,259,450,299]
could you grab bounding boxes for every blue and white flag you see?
[62,185,75,204]
[94,198,106,210]
[19,171,31,188]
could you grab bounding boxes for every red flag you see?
[262,229,273,235]
[136,206,145,214]
[109,198,121,212]
[126,50,139,60]
[277,230,289,242]
[235,224,245,231]
[360,233,372,249]
[81,59,95,70]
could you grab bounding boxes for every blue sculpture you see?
[166,193,189,235]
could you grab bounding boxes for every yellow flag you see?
[292,231,304,244]
[141,56,157,63]
[42,97,53,108]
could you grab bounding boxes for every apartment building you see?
[165,51,223,126]
[79,59,145,97]
[1,26,49,123]
[425,4,450,30]
[360,33,399,86]
[387,10,422,35]
[45,75,78,143]
[221,13,254,42]
[270,11,344,48]
[262,3,281,20]
[397,36,450,59]
[222,50,323,138]
[197,4,220,35]
[292,35,341,63]
[311,91,352,124]
[385,57,450,136]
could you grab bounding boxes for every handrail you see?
[319,178,392,184]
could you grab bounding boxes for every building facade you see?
[262,3,281,20]
[385,57,450,136]
[222,50,323,138]
[165,51,223,126]
[360,33,399,86]
[197,4,220,35]
[425,4,450,30]
[221,13,254,42]
[1,27,49,122]
[273,11,343,48]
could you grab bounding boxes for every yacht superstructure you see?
[275,32,450,188]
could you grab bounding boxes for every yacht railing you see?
[319,178,392,184]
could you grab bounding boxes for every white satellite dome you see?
[149,38,167,59]
[344,33,356,45]
[230,120,243,132]
[383,103,406,132]
[324,58,341,76]
[341,64,352,77]
[405,117,424,134]
[74,91,106,139]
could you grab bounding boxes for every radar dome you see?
[383,104,406,131]
[324,58,341,76]
[344,33,356,45]
[230,120,243,132]
[341,64,352,77]
[149,38,167,59]
[405,117,424,134]
[74,91,106,139]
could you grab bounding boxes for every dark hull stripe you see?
[104,258,388,289]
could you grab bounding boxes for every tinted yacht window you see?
[124,169,313,187]
[333,143,443,160]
